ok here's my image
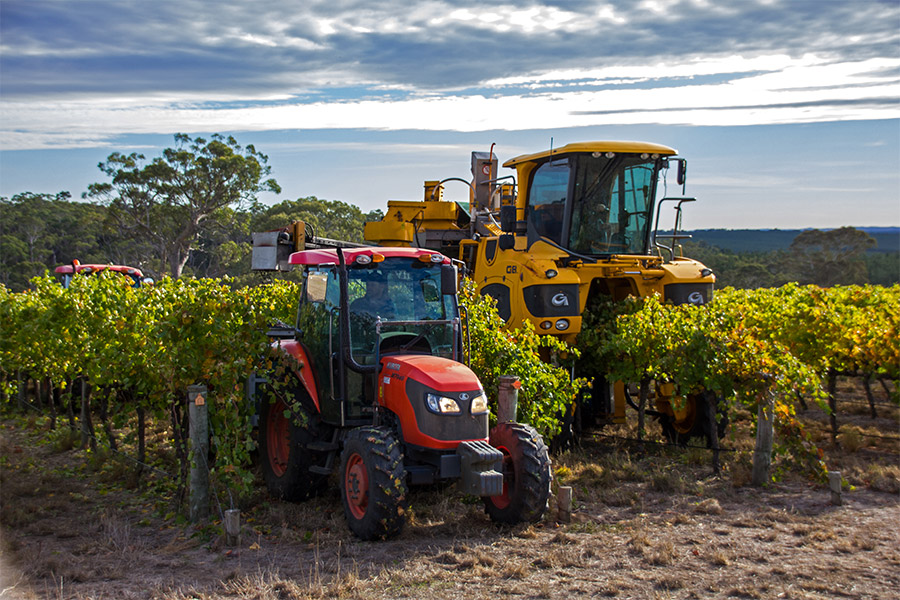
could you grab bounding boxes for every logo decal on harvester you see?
[688,292,705,305]
[459,393,470,401]
[551,293,569,307]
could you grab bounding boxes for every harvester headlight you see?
[545,269,558,279]
[426,393,461,414]
[540,320,552,330]
[470,392,489,415]
[701,268,713,278]
[355,255,372,265]
[555,319,570,331]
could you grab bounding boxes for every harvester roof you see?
[503,141,677,167]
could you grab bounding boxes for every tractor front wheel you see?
[484,423,552,524]
[339,427,408,540]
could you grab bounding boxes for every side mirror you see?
[499,205,516,233]
[676,159,687,187]
[441,264,458,296]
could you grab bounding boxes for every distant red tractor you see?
[55,260,152,288]
[249,243,552,540]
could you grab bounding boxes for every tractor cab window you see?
[567,154,656,255]
[526,160,569,245]
[348,259,457,362]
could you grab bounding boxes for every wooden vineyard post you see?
[829,471,843,506]
[752,388,775,486]
[224,509,241,546]
[188,385,209,523]
[497,375,520,423]
[557,486,573,523]
[705,390,721,476]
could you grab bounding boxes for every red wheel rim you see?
[266,398,291,477]
[344,453,369,519]
[491,445,513,509]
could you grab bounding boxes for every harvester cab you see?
[250,231,552,540]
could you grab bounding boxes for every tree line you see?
[682,226,897,289]
[1,133,894,291]
[0,134,382,291]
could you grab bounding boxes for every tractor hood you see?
[380,355,481,392]
[378,354,488,450]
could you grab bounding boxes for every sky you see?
[1,0,899,230]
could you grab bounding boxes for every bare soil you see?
[2,378,898,600]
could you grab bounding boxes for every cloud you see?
[1,1,899,149]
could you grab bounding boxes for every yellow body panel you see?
[363,220,415,246]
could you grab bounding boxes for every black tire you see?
[258,386,331,501]
[484,423,552,524]
[339,427,408,540]
[659,393,727,448]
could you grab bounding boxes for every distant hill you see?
[680,227,900,254]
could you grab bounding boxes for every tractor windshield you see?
[348,258,458,362]
[527,153,659,255]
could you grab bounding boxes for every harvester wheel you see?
[659,393,727,448]
[339,427,408,540]
[259,389,331,501]
[484,423,552,524]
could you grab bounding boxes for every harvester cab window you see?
[526,160,569,245]
[567,155,657,255]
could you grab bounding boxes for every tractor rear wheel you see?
[484,423,552,524]
[258,389,331,501]
[339,427,408,540]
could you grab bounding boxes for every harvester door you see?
[297,268,342,424]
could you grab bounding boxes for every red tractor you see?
[250,245,552,540]
[55,260,152,288]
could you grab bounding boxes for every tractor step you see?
[309,466,332,475]
[306,441,340,452]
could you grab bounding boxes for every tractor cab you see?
[289,246,470,431]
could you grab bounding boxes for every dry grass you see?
[2,377,899,600]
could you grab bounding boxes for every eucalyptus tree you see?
[86,134,280,278]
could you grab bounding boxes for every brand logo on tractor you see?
[459,393,470,401]
[551,293,569,307]
[688,292,705,305]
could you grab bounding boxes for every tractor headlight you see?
[426,393,461,414]
[470,392,489,415]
